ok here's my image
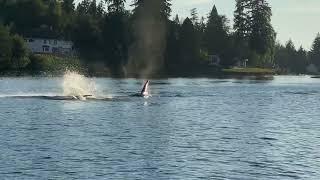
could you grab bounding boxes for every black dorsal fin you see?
[140,80,149,95]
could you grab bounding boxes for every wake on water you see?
[0,71,107,101]
[0,71,150,101]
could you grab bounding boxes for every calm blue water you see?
[0,76,320,179]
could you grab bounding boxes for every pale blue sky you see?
[171,0,320,50]
[75,0,320,50]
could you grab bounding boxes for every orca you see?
[129,80,150,97]
[72,95,93,100]
[68,80,150,99]
[6,81,150,101]
[140,80,150,96]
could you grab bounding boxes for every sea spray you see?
[62,71,96,97]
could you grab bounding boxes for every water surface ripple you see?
[0,76,319,179]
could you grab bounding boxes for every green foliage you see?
[310,33,320,68]
[179,18,200,66]
[106,0,126,13]
[164,18,180,71]
[132,0,172,19]
[294,47,308,73]
[47,0,64,35]
[233,0,276,66]
[28,54,85,73]
[102,12,130,75]
[0,25,29,71]
[249,0,275,55]
[11,34,30,70]
[190,8,199,25]
[223,67,274,74]
[204,5,229,57]
[234,0,251,40]
[0,0,315,76]
[62,0,75,14]
[274,40,308,74]
[0,25,12,70]
[72,0,105,61]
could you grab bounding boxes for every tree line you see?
[0,0,319,76]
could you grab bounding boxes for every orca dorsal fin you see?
[140,80,150,96]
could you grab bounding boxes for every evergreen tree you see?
[158,0,172,19]
[106,0,126,13]
[274,40,296,72]
[102,0,130,76]
[47,0,63,35]
[204,5,229,56]
[233,0,275,66]
[72,0,104,61]
[274,40,308,74]
[96,1,106,17]
[274,42,287,71]
[309,33,320,68]
[173,14,180,25]
[76,0,91,15]
[190,8,199,25]
[62,0,75,14]
[179,18,199,66]
[234,0,251,40]
[294,46,308,73]
[284,40,296,65]
[198,16,206,50]
[11,34,30,71]
[88,0,98,16]
[233,0,251,62]
[165,15,181,72]
[249,0,275,55]
[198,16,206,33]
[132,0,171,19]
[8,0,47,35]
[0,25,12,70]
[0,0,9,24]
[128,0,172,76]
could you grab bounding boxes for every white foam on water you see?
[0,71,115,100]
[0,93,56,98]
[62,71,97,98]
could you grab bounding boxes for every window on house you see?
[29,39,34,42]
[44,40,47,44]
[42,45,50,52]
[54,40,57,45]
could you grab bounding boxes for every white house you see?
[24,38,75,56]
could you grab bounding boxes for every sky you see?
[75,0,320,50]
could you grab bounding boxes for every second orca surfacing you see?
[130,80,150,97]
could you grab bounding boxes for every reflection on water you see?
[0,76,320,179]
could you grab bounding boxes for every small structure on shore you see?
[306,64,318,74]
[24,37,76,56]
[236,58,249,68]
[208,55,221,66]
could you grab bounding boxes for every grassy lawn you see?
[222,67,275,75]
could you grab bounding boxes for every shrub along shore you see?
[0,54,277,78]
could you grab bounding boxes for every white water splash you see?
[62,71,96,98]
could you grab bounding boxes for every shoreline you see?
[0,71,304,80]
